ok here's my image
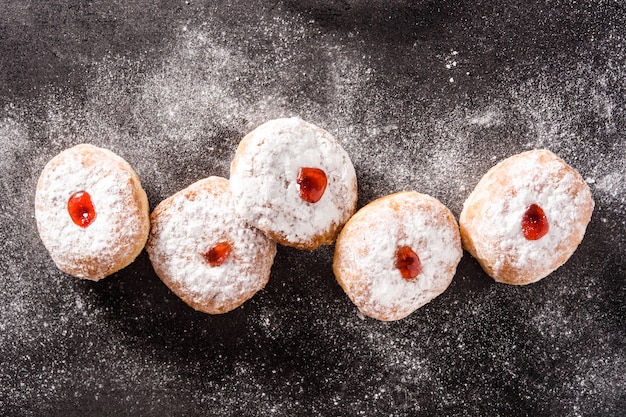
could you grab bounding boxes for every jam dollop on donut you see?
[297,167,328,204]
[35,144,150,280]
[67,190,97,228]
[203,242,232,267]
[521,203,549,241]
[230,117,357,250]
[395,246,422,280]
[147,177,277,314]
[459,149,594,285]
[333,191,462,321]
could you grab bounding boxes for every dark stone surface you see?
[1,1,625,415]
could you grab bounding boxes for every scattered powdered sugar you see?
[595,171,625,206]
[230,117,357,248]
[35,144,148,279]
[147,177,276,311]
[2,2,625,416]
[0,115,28,179]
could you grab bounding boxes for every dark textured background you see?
[1,1,625,415]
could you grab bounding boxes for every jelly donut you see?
[146,176,277,314]
[35,144,150,280]
[459,149,594,285]
[230,117,358,250]
[333,191,462,321]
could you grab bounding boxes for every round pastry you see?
[459,149,594,285]
[146,176,277,314]
[35,144,150,280]
[332,191,462,321]
[229,117,358,250]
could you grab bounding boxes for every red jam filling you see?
[395,246,422,280]
[67,191,96,228]
[296,167,327,204]
[522,203,549,241]
[203,242,232,267]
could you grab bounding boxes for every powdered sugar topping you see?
[146,177,276,311]
[35,144,148,279]
[467,149,594,280]
[336,192,462,320]
[230,117,357,248]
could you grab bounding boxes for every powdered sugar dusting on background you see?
[1,2,625,415]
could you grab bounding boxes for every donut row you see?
[35,117,594,321]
